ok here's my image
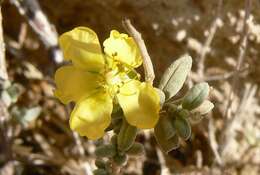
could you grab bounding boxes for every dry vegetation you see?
[0,0,260,175]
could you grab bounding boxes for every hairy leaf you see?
[159,55,192,100]
[182,82,209,110]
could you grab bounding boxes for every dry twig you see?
[195,0,224,166]
[0,6,7,82]
[9,0,63,64]
[155,147,170,175]
[122,19,155,83]
[197,0,223,78]
[0,3,13,169]
[220,0,252,159]
[208,115,223,166]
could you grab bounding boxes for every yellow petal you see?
[70,91,113,140]
[117,80,160,129]
[54,65,101,104]
[59,27,104,72]
[103,30,142,68]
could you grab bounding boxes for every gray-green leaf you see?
[11,106,42,127]
[126,142,145,155]
[95,144,117,158]
[159,55,192,100]
[93,169,108,175]
[173,117,191,140]
[189,100,214,124]
[154,129,179,153]
[191,100,214,115]
[117,119,138,152]
[155,115,176,140]
[182,82,209,110]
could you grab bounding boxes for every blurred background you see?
[0,0,260,174]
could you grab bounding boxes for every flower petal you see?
[117,80,160,129]
[59,27,104,72]
[70,91,113,140]
[103,30,142,68]
[54,65,101,104]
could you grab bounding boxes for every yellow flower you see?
[55,27,160,139]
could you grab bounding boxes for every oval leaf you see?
[95,159,107,169]
[155,114,176,140]
[159,55,192,99]
[113,153,127,165]
[182,82,209,110]
[173,117,191,140]
[127,142,145,155]
[189,113,205,124]
[191,100,214,115]
[117,119,138,152]
[189,100,214,124]
[155,88,165,106]
[95,144,117,158]
[154,130,179,153]
[93,169,108,175]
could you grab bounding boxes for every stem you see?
[122,19,155,84]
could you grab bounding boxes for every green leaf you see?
[173,117,191,140]
[126,142,145,155]
[154,130,179,153]
[1,83,23,107]
[155,115,176,140]
[182,82,209,110]
[155,88,165,106]
[154,115,180,153]
[159,55,192,99]
[110,135,118,145]
[117,119,138,152]
[95,144,117,158]
[113,153,127,165]
[95,159,107,169]
[177,109,190,118]
[191,100,214,115]
[1,90,12,107]
[189,100,214,124]
[189,113,204,124]
[93,169,108,175]
[6,84,22,104]
[11,106,42,127]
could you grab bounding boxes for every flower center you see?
[105,69,127,97]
